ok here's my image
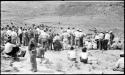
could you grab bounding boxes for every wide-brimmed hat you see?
[109,31,113,33]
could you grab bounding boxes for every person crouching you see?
[113,52,124,72]
[67,47,76,68]
[28,38,37,72]
[3,37,20,65]
[79,47,88,64]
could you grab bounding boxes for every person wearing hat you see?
[103,31,111,50]
[98,32,105,50]
[113,52,124,72]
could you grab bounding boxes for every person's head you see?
[82,47,87,52]
[9,27,12,30]
[70,46,74,50]
[118,40,121,43]
[20,27,22,29]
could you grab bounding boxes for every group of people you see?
[1,23,124,72]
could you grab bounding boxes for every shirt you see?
[67,50,76,59]
[105,33,110,40]
[39,31,49,39]
[79,52,88,59]
[36,28,41,35]
[11,31,17,38]
[61,32,70,39]
[6,30,12,36]
[4,42,16,53]
[53,35,61,42]
[95,35,99,40]
[18,28,22,35]
[98,33,104,39]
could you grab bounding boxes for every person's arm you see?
[12,43,16,47]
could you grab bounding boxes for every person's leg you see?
[102,39,104,50]
[30,51,37,72]
[20,34,23,45]
[100,39,103,50]
[105,40,108,50]
[103,40,106,50]
[97,39,99,49]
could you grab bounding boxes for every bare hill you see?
[1,1,124,38]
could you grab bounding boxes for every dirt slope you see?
[1,1,124,38]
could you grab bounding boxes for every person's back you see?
[98,32,104,39]
[105,33,110,40]
[4,39,16,53]
[79,47,88,64]
[6,30,12,37]
[68,50,76,59]
[67,47,76,61]
[80,52,88,60]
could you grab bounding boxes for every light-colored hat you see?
[109,31,113,33]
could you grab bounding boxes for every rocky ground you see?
[1,46,124,74]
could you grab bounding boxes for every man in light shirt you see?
[18,27,23,45]
[98,32,105,50]
[104,31,110,50]
[70,27,75,46]
[11,28,17,44]
[3,37,19,59]
[94,32,100,49]
[74,29,84,47]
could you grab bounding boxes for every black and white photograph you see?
[1,1,124,74]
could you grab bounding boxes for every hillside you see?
[1,1,124,38]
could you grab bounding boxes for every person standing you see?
[104,31,110,50]
[109,31,115,49]
[18,27,23,45]
[98,32,105,50]
[94,32,100,50]
[11,28,17,44]
[28,38,37,72]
